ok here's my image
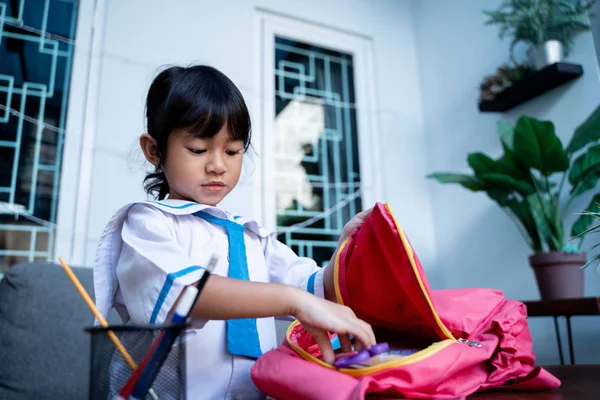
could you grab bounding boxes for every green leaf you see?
[571,169,600,197]
[528,194,563,251]
[468,150,532,184]
[532,175,557,192]
[513,116,569,176]
[505,198,542,253]
[486,191,508,206]
[571,194,600,237]
[568,144,600,186]
[566,105,600,154]
[479,173,535,196]
[467,152,503,176]
[497,120,514,150]
[583,253,600,270]
[500,143,534,181]
[468,152,527,181]
[572,218,600,239]
[427,173,483,191]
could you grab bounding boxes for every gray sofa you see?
[0,262,118,400]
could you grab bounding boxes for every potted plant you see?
[428,105,600,299]
[483,0,596,69]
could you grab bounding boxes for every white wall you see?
[80,0,437,280]
[66,0,600,366]
[413,0,600,364]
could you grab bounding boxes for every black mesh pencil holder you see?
[86,324,188,400]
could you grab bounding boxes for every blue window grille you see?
[0,0,78,273]
[274,37,362,266]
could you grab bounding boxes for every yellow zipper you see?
[286,203,463,375]
[332,237,347,306]
[285,320,456,376]
[384,204,455,341]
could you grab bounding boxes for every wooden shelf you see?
[479,62,583,112]
[522,297,600,316]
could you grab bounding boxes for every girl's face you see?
[160,125,245,206]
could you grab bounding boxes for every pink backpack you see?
[251,203,560,399]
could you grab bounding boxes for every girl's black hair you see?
[143,65,251,199]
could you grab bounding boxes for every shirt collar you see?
[146,200,269,237]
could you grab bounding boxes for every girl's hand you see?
[289,289,376,364]
[338,208,372,245]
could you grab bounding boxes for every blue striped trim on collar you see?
[150,201,198,209]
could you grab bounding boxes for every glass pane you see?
[274,37,362,266]
[0,0,79,273]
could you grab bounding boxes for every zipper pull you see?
[458,338,482,348]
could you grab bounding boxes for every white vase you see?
[526,40,564,70]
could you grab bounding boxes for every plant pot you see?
[526,40,564,70]
[529,251,585,300]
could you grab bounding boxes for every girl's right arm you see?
[187,275,376,363]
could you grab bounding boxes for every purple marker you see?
[368,342,389,356]
[334,342,389,369]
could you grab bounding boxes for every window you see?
[258,12,381,267]
[274,37,362,266]
[0,0,78,273]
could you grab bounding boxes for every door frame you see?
[253,9,382,231]
[54,0,108,265]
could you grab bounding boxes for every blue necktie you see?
[193,211,262,359]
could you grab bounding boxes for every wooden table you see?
[468,365,600,399]
[522,297,600,365]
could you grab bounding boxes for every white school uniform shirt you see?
[93,199,325,400]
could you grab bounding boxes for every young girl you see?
[94,65,376,399]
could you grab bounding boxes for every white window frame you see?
[253,10,382,232]
[54,0,108,266]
